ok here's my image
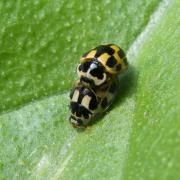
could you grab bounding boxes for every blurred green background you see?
[0,0,179,179]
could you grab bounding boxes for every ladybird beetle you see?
[69,79,118,127]
[77,44,128,87]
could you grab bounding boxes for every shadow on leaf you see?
[88,65,138,128]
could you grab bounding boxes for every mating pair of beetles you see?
[69,44,128,128]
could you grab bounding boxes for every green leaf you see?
[124,1,180,179]
[0,0,179,179]
[0,0,160,112]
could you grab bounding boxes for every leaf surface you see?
[0,0,179,179]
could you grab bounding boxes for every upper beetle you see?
[77,44,128,87]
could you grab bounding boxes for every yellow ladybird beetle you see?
[69,79,118,127]
[77,44,128,87]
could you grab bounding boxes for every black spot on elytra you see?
[78,64,83,71]
[70,102,78,114]
[77,87,97,106]
[81,106,92,119]
[90,67,104,79]
[89,96,98,110]
[116,64,121,71]
[79,61,91,72]
[101,97,108,109]
[118,49,125,59]
[95,45,115,57]
[70,102,92,119]
[80,76,94,86]
[106,56,117,68]
[77,87,86,103]
[79,87,98,111]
